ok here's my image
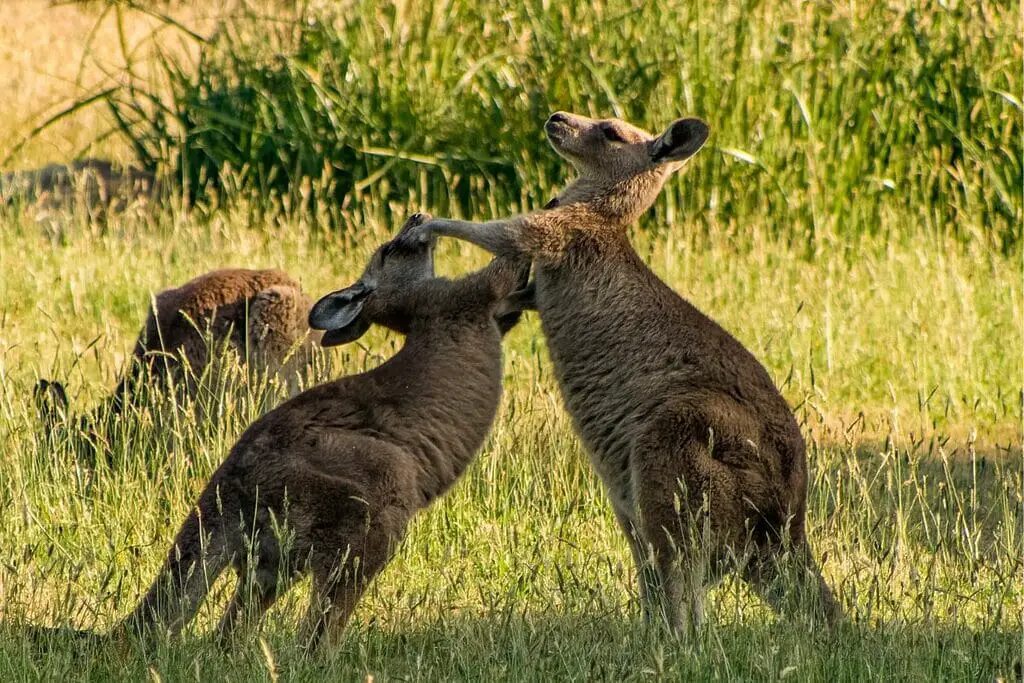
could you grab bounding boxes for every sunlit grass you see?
[0,203,1020,680]
[0,0,1021,680]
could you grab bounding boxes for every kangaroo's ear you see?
[493,278,536,336]
[34,379,69,422]
[650,118,710,164]
[308,283,373,347]
[319,316,371,347]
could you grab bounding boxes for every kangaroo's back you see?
[131,268,314,385]
[35,268,320,460]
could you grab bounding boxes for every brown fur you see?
[115,213,530,651]
[396,112,843,634]
[36,268,320,456]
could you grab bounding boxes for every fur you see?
[36,268,320,461]
[115,213,530,652]
[395,111,843,634]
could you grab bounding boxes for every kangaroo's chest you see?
[533,253,685,494]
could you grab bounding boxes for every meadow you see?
[0,1,1021,680]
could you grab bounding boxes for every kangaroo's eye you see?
[602,126,626,143]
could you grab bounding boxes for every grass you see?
[1,208,1020,680]
[0,0,1022,681]
[3,0,1021,245]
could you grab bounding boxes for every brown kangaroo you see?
[1,158,157,213]
[35,268,320,460]
[394,112,843,635]
[114,213,529,651]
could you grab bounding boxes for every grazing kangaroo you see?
[36,268,320,458]
[1,158,156,213]
[394,112,843,634]
[115,213,529,651]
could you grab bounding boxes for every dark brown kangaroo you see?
[396,112,843,635]
[115,213,529,651]
[35,268,320,455]
[1,158,157,213]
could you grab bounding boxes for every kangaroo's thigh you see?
[300,502,411,653]
[628,410,751,635]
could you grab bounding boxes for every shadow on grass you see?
[2,612,1019,682]
[811,438,1022,558]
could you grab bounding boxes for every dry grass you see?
[0,0,220,166]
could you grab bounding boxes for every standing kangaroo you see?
[35,268,320,459]
[395,112,843,634]
[115,213,529,651]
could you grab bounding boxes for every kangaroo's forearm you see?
[428,218,524,257]
[429,214,573,261]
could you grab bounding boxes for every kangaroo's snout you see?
[545,112,577,140]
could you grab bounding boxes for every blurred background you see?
[1,0,1019,246]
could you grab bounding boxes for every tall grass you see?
[0,203,1020,680]
[0,0,1020,680]
[18,0,1022,246]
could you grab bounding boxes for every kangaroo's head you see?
[309,213,437,346]
[544,112,710,223]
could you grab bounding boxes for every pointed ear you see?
[308,282,373,347]
[318,316,372,347]
[34,379,69,423]
[650,118,710,164]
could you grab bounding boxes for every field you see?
[0,1,1021,681]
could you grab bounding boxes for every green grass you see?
[0,0,1022,680]
[8,0,1022,246]
[0,205,1020,681]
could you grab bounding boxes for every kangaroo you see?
[36,268,320,460]
[1,158,156,213]
[113,213,529,651]
[394,112,843,635]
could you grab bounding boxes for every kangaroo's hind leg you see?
[630,411,747,639]
[610,500,662,624]
[214,526,295,647]
[215,570,287,647]
[742,535,844,628]
[300,503,410,654]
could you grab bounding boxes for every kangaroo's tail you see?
[116,505,231,643]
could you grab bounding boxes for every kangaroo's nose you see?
[548,112,568,124]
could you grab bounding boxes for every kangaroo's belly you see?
[533,263,694,512]
[533,248,804,517]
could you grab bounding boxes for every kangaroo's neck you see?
[556,168,667,225]
[375,302,504,505]
[374,276,499,330]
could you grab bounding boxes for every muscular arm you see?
[401,210,576,261]
[419,217,527,257]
